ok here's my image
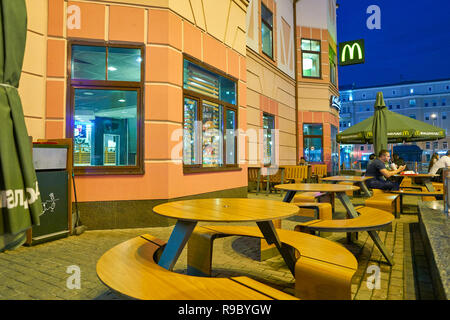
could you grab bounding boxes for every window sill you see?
[183,166,242,174]
[74,166,144,176]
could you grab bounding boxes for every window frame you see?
[303,123,324,163]
[301,38,321,79]
[260,2,274,60]
[262,112,276,167]
[182,55,240,174]
[329,45,337,87]
[67,40,145,176]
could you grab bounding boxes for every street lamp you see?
[431,113,437,155]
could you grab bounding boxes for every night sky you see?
[337,0,450,88]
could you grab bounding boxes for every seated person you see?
[429,150,450,175]
[298,156,308,166]
[365,149,406,191]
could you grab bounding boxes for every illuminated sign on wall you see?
[330,95,341,111]
[339,39,365,66]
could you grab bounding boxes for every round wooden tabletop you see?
[274,183,360,192]
[152,198,300,222]
[321,175,371,182]
[395,174,438,177]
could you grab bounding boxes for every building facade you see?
[20,0,338,229]
[339,79,450,166]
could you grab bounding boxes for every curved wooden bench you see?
[187,225,358,300]
[96,234,297,300]
[295,206,395,266]
[365,193,400,218]
[294,202,332,220]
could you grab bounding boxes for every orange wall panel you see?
[45,80,65,119]
[203,34,227,73]
[227,48,240,80]
[109,6,145,43]
[67,2,105,40]
[74,162,170,201]
[45,121,64,139]
[47,39,65,77]
[146,46,182,86]
[148,9,182,50]
[48,0,64,37]
[239,55,246,82]
[145,123,182,160]
[145,84,182,122]
[183,20,202,61]
[238,82,246,108]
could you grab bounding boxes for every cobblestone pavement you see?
[0,192,436,300]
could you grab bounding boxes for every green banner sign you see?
[339,39,365,66]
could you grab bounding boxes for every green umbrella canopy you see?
[0,0,43,251]
[337,101,446,145]
[372,92,388,156]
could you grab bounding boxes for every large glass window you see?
[329,46,337,86]
[261,3,273,59]
[301,39,321,78]
[263,113,275,166]
[69,43,144,175]
[183,57,238,171]
[303,124,323,162]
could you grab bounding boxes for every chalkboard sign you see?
[30,171,69,244]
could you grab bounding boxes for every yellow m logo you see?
[341,43,363,62]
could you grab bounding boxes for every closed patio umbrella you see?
[0,0,42,251]
[372,92,388,156]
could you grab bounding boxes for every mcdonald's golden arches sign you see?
[339,39,365,66]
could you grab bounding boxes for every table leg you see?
[335,192,359,242]
[282,190,297,203]
[399,194,404,215]
[158,220,197,271]
[424,180,435,192]
[359,182,372,197]
[367,230,394,266]
[256,220,296,276]
[256,170,261,194]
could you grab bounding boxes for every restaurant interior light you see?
[118,99,126,102]
[303,58,313,70]
[108,66,117,71]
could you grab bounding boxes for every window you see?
[410,114,416,119]
[329,46,337,86]
[396,105,400,109]
[301,39,321,78]
[388,105,392,110]
[426,142,430,149]
[368,145,372,151]
[263,113,275,166]
[433,101,437,106]
[425,114,430,121]
[392,90,396,95]
[409,99,416,106]
[428,87,432,92]
[433,141,438,149]
[261,3,273,59]
[182,57,238,171]
[68,43,144,175]
[442,99,446,106]
[425,102,429,107]
[444,141,448,149]
[360,146,364,151]
[303,124,323,162]
[362,94,366,98]
[443,112,447,120]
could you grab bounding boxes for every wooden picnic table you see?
[395,173,438,192]
[321,175,372,197]
[389,190,444,214]
[152,198,300,275]
[275,183,394,264]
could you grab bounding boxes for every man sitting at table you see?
[365,149,406,191]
